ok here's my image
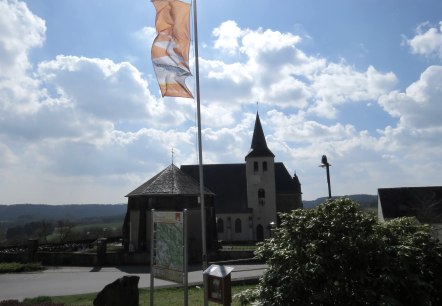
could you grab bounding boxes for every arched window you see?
[253,161,259,172]
[217,218,224,233]
[263,161,268,171]
[235,218,242,233]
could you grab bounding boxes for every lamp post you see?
[320,155,332,199]
[267,221,276,238]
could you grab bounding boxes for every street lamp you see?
[319,155,332,198]
[267,221,276,238]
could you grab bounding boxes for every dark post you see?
[27,239,39,263]
[97,238,107,266]
[320,155,332,198]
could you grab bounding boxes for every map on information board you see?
[153,211,184,283]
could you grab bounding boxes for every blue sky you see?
[1,0,442,204]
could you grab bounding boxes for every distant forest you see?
[0,203,126,222]
[0,204,127,246]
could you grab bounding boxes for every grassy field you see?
[19,284,255,306]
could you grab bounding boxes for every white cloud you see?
[38,56,153,121]
[212,20,242,55]
[206,22,397,115]
[134,26,157,44]
[406,21,442,59]
[0,0,45,77]
[379,65,442,129]
[376,65,442,169]
[0,0,46,114]
[309,65,397,118]
[0,1,204,203]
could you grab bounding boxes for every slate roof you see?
[181,163,249,213]
[275,163,300,194]
[245,113,275,159]
[181,162,298,213]
[126,164,214,197]
[378,186,442,223]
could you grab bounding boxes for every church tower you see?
[245,113,277,241]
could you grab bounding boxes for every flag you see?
[151,0,193,98]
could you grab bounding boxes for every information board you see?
[152,211,184,283]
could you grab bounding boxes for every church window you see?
[253,161,259,172]
[235,218,242,233]
[263,161,268,171]
[258,188,265,206]
[217,218,224,233]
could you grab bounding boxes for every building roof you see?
[275,163,300,194]
[181,162,298,213]
[181,163,249,213]
[245,113,275,159]
[378,186,442,223]
[126,164,214,197]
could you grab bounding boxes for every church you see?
[122,112,302,252]
[181,112,302,241]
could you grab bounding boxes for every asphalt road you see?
[0,264,266,301]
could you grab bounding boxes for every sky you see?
[1,0,442,204]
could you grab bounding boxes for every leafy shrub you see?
[233,288,260,305]
[251,198,442,305]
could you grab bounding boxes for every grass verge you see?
[17,284,255,306]
[0,262,45,274]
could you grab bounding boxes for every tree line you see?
[1,219,122,246]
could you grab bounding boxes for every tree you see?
[56,220,74,243]
[250,198,442,306]
[37,220,54,243]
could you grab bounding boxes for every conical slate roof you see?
[126,164,214,197]
[245,112,275,159]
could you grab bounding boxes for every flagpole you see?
[192,0,209,305]
[192,0,207,270]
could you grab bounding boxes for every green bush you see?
[0,262,45,274]
[252,198,442,305]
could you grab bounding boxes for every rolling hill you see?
[0,204,127,223]
[303,194,377,209]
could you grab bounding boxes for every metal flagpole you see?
[150,209,155,306]
[192,1,208,305]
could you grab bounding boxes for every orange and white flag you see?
[151,0,193,98]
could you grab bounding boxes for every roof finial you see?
[171,147,174,165]
[256,100,259,114]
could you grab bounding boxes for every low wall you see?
[0,249,256,266]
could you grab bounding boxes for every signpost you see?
[150,209,188,306]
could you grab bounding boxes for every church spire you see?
[245,112,275,159]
